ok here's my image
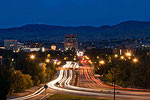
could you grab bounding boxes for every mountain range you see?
[0,20,150,42]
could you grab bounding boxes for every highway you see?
[8,61,150,100]
[47,62,150,100]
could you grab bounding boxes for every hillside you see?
[0,21,150,42]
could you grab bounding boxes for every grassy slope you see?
[46,94,108,100]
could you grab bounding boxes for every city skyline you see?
[1,1,150,100]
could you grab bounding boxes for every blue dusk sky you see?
[0,0,150,28]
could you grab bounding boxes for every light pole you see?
[110,67,116,100]
[111,56,116,100]
[113,71,116,100]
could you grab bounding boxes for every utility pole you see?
[113,67,116,100]
[114,79,115,100]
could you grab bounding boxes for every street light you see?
[114,54,118,58]
[120,56,124,60]
[54,61,57,65]
[133,58,138,63]
[30,54,35,60]
[125,52,132,57]
[74,57,76,61]
[64,57,67,60]
[45,58,50,63]
[128,57,131,59]
[99,60,105,65]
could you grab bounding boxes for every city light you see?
[54,61,57,65]
[84,55,89,60]
[51,45,56,50]
[42,47,45,52]
[74,57,76,61]
[114,54,118,58]
[133,58,138,63]
[45,58,50,63]
[99,60,105,65]
[77,51,84,56]
[30,54,35,60]
[88,60,92,64]
[120,56,124,60]
[47,54,51,58]
[64,57,67,60]
[125,52,132,57]
[57,61,61,65]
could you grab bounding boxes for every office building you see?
[64,34,78,50]
[4,40,18,51]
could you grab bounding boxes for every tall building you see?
[64,34,78,50]
[4,40,18,51]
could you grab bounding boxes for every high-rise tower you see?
[64,34,78,50]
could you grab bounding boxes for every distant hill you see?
[0,20,150,42]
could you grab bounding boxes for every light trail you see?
[84,68,97,88]
[7,63,68,100]
[59,70,67,87]
[81,61,150,91]
[7,87,45,100]
[87,68,110,88]
[47,63,150,99]
[8,62,150,100]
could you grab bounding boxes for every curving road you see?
[8,61,150,100]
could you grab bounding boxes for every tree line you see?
[85,48,150,89]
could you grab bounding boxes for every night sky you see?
[0,0,150,28]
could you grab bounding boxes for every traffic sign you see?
[56,82,60,85]
[44,84,48,89]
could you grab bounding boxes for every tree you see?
[24,74,33,89]
[45,68,54,82]
[8,70,27,94]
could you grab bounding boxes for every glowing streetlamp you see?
[45,59,50,63]
[54,61,57,65]
[74,57,76,61]
[128,57,131,59]
[99,60,105,65]
[133,58,138,63]
[64,57,67,60]
[30,54,35,60]
[120,56,124,60]
[125,52,132,57]
[114,54,118,58]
